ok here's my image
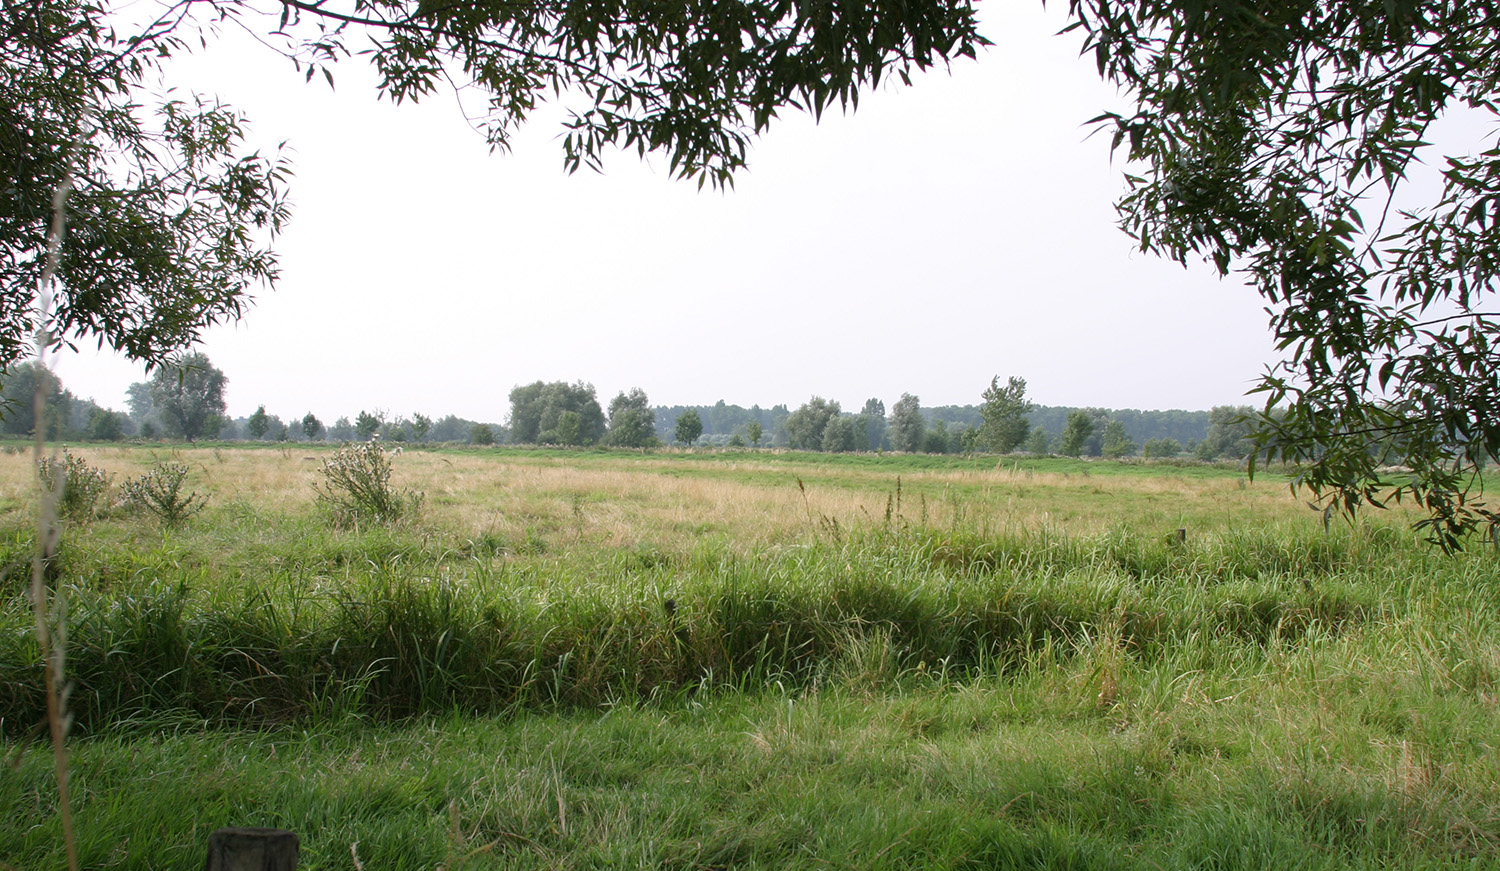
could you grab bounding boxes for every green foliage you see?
[1101,419,1136,459]
[300,412,322,440]
[246,406,269,440]
[36,449,111,522]
[1059,411,1095,458]
[2,0,289,370]
[410,413,431,443]
[216,0,988,190]
[1072,0,1500,545]
[85,408,125,442]
[674,409,704,447]
[315,441,424,527]
[888,393,926,453]
[355,410,382,441]
[509,381,605,445]
[555,410,583,446]
[606,388,656,447]
[469,424,496,446]
[1026,428,1052,454]
[0,363,70,438]
[978,375,1033,453]
[859,398,888,450]
[120,462,206,527]
[922,418,954,454]
[147,352,227,442]
[1196,406,1256,461]
[1142,437,1181,459]
[821,414,856,453]
[746,420,763,448]
[784,397,840,451]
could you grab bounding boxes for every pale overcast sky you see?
[54,1,1278,423]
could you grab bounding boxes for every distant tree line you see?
[0,360,1258,462]
[495,377,1258,462]
[0,355,507,446]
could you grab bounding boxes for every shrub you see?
[315,440,424,527]
[120,461,207,527]
[37,449,112,522]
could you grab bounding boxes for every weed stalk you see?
[31,172,78,870]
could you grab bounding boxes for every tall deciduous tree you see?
[0,363,71,438]
[1059,411,1095,458]
[674,409,703,447]
[125,382,154,423]
[1196,406,1257,461]
[1101,419,1135,459]
[509,381,605,445]
[148,352,227,442]
[860,398,888,451]
[302,412,323,440]
[888,394,925,454]
[784,397,840,451]
[606,388,656,448]
[247,406,270,440]
[821,415,856,453]
[355,410,382,441]
[1071,0,1500,545]
[978,376,1033,454]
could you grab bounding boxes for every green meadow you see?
[2,444,1498,869]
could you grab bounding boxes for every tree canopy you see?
[147,352,227,442]
[509,381,605,445]
[4,0,289,370]
[674,409,703,447]
[1070,0,1500,546]
[888,394,924,453]
[784,397,840,451]
[265,0,987,187]
[978,376,1032,454]
[606,388,656,448]
[5,0,982,371]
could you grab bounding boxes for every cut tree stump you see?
[204,827,298,871]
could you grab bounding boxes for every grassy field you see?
[2,443,1498,869]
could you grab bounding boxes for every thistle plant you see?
[315,439,424,527]
[37,449,112,523]
[120,461,207,527]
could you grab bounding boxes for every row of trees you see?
[0,357,1257,462]
[0,354,507,446]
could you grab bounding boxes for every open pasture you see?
[2,445,1498,869]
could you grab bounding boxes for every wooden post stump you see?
[204,827,298,871]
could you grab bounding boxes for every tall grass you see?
[3,445,1499,869]
[0,518,1463,731]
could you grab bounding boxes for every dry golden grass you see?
[0,444,1426,554]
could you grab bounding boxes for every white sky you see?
[55,1,1278,423]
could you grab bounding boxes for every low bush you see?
[36,449,112,522]
[315,440,424,527]
[120,462,207,527]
